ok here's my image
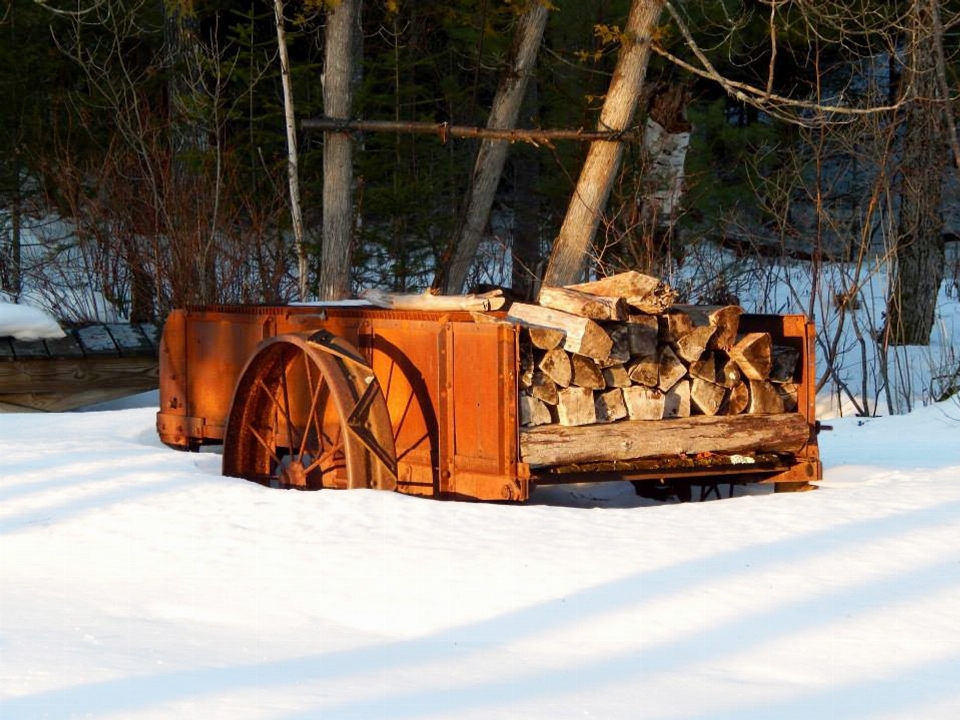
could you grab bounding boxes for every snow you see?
[0,301,65,341]
[2,267,960,719]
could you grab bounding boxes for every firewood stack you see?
[508,272,800,428]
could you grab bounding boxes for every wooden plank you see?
[0,338,15,360]
[139,323,162,351]
[0,357,159,395]
[105,323,154,356]
[76,325,120,357]
[10,339,49,360]
[43,333,85,360]
[520,412,811,467]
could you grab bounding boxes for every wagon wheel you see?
[222,333,397,491]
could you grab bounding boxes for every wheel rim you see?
[222,333,398,490]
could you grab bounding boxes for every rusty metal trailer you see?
[157,304,821,501]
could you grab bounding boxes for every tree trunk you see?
[542,0,664,287]
[319,0,361,301]
[274,0,307,300]
[885,0,947,345]
[440,1,550,295]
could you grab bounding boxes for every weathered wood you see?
[527,327,565,350]
[362,288,506,312]
[770,345,800,383]
[531,372,559,405]
[671,304,742,350]
[729,332,772,380]
[602,363,631,388]
[689,353,716,383]
[748,379,785,414]
[724,380,750,415]
[657,345,687,391]
[568,271,677,313]
[519,394,553,426]
[691,377,726,416]
[662,379,691,419]
[571,354,605,389]
[627,352,659,387]
[556,386,596,426]
[507,303,613,360]
[674,325,716,363]
[595,388,628,422]
[623,385,665,420]
[538,285,627,321]
[539,348,572,387]
[520,412,812,467]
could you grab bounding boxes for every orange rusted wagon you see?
[157,304,821,501]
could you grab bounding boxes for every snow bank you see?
[0,300,66,340]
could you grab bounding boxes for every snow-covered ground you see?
[2,296,960,718]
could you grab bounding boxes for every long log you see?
[567,271,677,314]
[520,412,811,467]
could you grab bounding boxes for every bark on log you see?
[520,412,811,467]
[507,303,613,360]
[538,285,628,321]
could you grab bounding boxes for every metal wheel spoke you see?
[299,356,328,460]
[279,361,296,452]
[248,424,283,468]
[256,376,295,436]
[303,436,345,475]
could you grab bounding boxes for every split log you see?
[716,356,742,388]
[520,394,553,426]
[531,372,559,405]
[674,325,716,363]
[556,386,597,426]
[539,348,572,387]
[528,327,565,350]
[691,377,726,416]
[623,385,665,420]
[362,288,505,311]
[748,380,785,414]
[729,332,772,380]
[662,379,691,418]
[689,353,716,383]
[723,380,750,415]
[627,353,659,387]
[520,412,812,467]
[596,389,628,422]
[602,364,632,388]
[507,303,613,361]
[778,382,800,412]
[538,285,627,321]
[657,345,688,391]
[571,354,605,389]
[568,271,678,314]
[670,304,742,350]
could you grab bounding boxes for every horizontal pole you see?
[301,117,641,144]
